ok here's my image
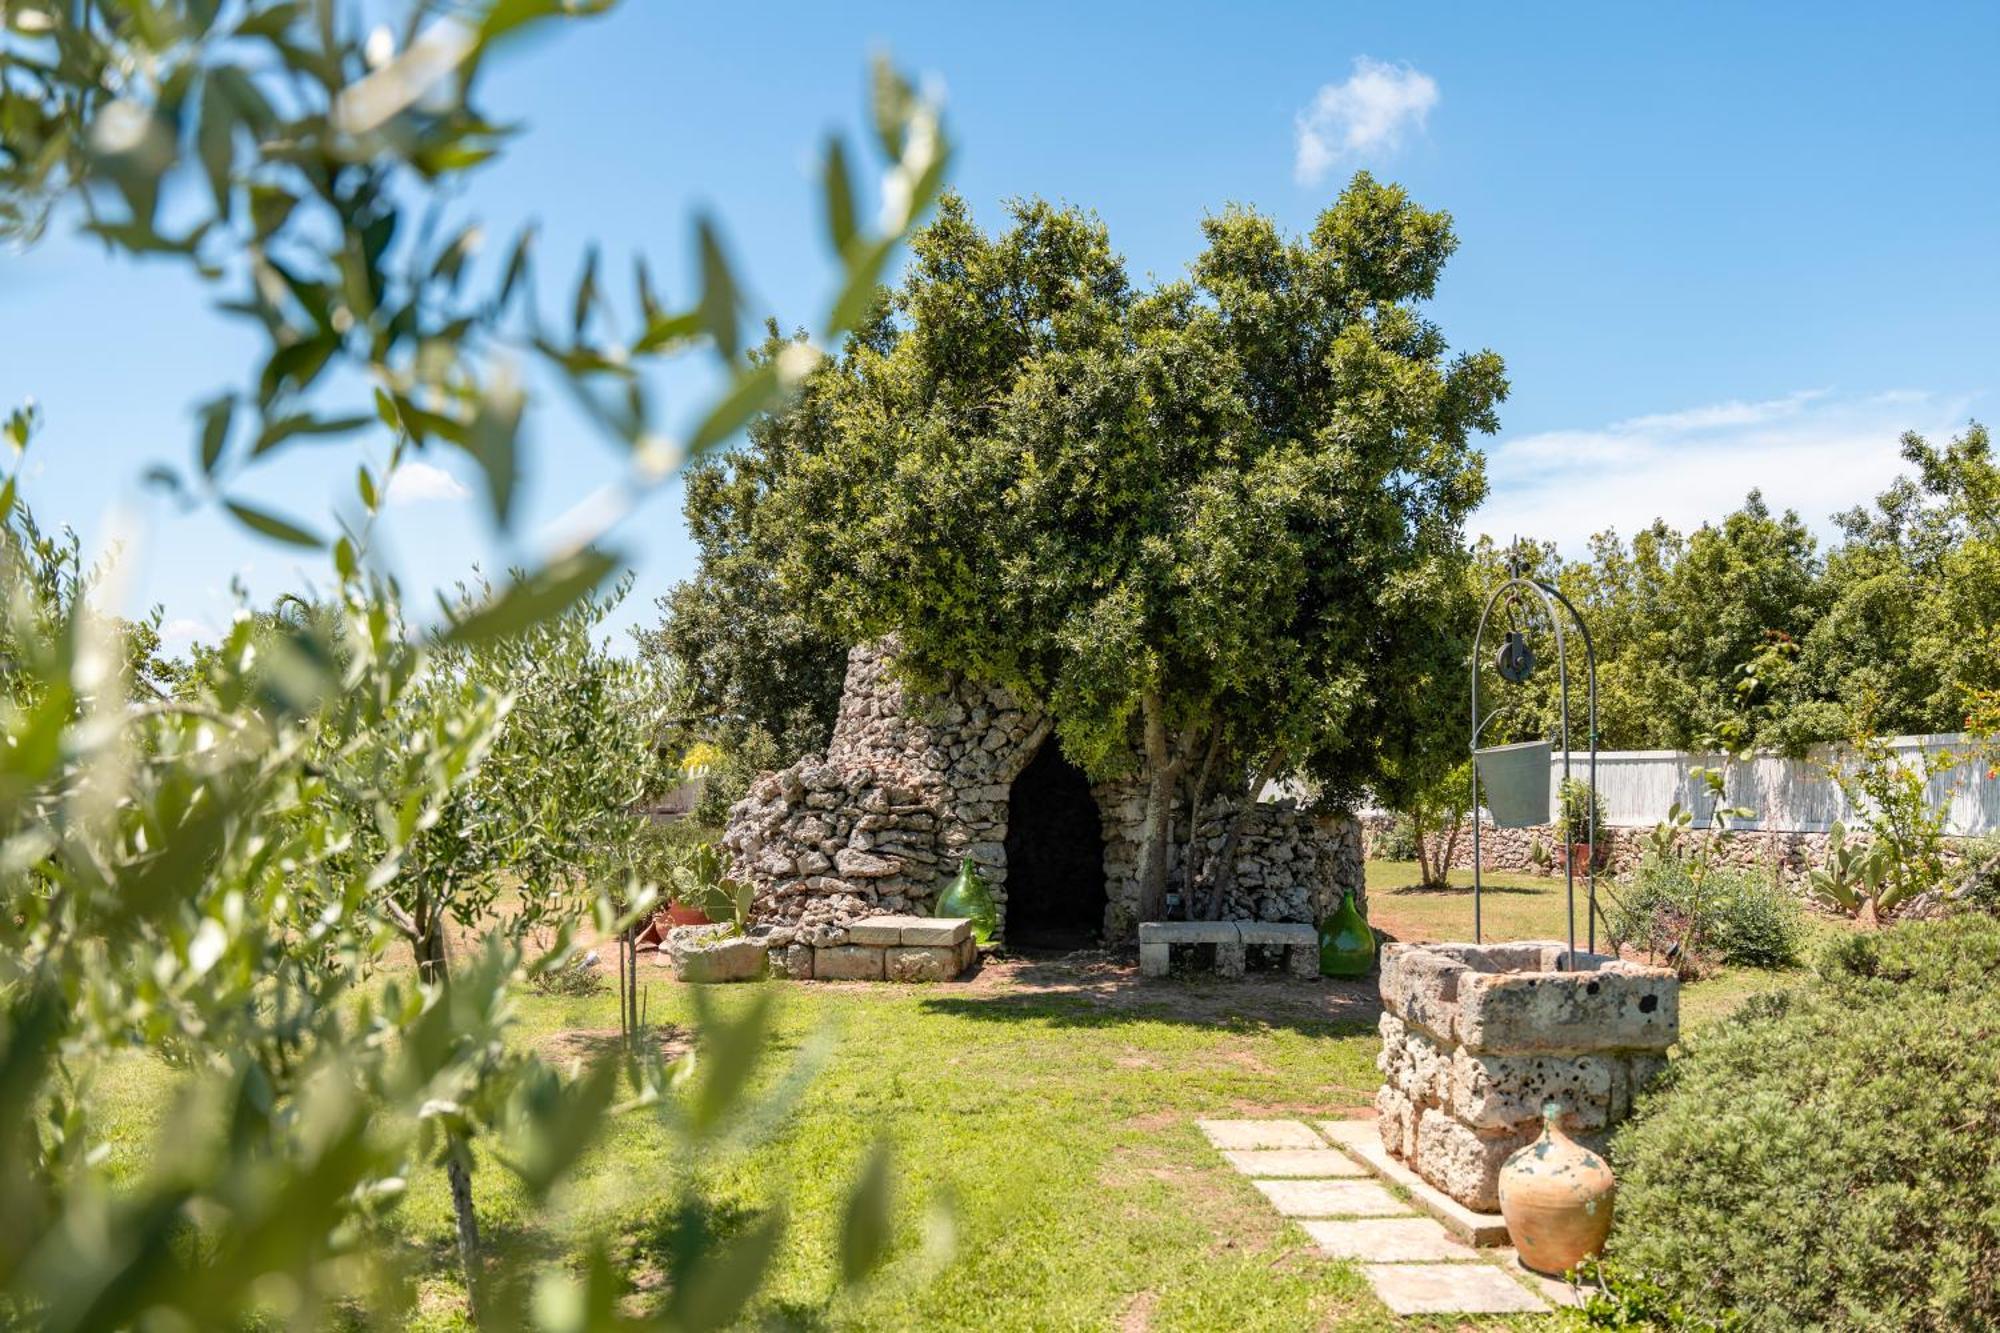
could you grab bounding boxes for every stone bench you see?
[774,915,977,982]
[1139,921,1319,979]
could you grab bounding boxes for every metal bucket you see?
[1474,740,1552,828]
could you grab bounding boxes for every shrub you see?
[528,951,609,997]
[1952,835,2000,917]
[1559,777,1606,846]
[1372,814,1420,862]
[1603,916,2000,1331]
[1604,855,1802,969]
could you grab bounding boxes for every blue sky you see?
[7,2,1997,650]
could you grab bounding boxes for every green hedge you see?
[1601,917,2000,1330]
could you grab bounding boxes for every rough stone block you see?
[1215,941,1247,977]
[834,849,902,879]
[1397,1027,1451,1106]
[1449,1050,1613,1133]
[1286,940,1320,978]
[1376,1083,1417,1161]
[899,917,970,947]
[886,945,961,982]
[814,944,884,981]
[1456,965,1678,1054]
[779,944,814,980]
[956,936,978,973]
[1414,1108,1529,1213]
[847,913,927,945]
[1139,940,1170,977]
[673,938,769,984]
[1379,944,1469,1040]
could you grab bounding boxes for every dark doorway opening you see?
[1002,742,1108,949]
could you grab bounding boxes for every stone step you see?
[1250,1178,1410,1219]
[1316,1118,1511,1247]
[1361,1262,1549,1316]
[1220,1148,1367,1178]
[1299,1217,1475,1262]
[1195,1118,1322,1151]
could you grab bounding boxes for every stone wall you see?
[722,641,1364,945]
[1358,813,1972,886]
[1375,941,1677,1212]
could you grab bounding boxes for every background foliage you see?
[1476,423,1998,756]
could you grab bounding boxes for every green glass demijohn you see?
[936,857,997,946]
[1318,890,1375,977]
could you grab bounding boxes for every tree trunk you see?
[419,921,482,1323]
[1437,811,1465,885]
[446,1148,483,1323]
[1204,750,1285,920]
[1134,691,1180,925]
[1414,807,1439,887]
[1180,730,1223,921]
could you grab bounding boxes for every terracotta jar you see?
[1498,1100,1616,1276]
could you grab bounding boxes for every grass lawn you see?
[88,866,1810,1330]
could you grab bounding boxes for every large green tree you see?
[638,336,852,822]
[758,179,1504,922]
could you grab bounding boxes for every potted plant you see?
[1558,778,1606,875]
[662,841,735,927]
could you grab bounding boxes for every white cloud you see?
[1475,388,1980,553]
[384,459,469,505]
[159,617,211,648]
[1294,58,1439,185]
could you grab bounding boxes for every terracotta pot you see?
[663,901,711,928]
[1566,843,1603,876]
[1498,1101,1616,1276]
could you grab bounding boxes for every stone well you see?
[1374,941,1678,1212]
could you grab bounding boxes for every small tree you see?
[1406,761,1473,889]
[1821,723,1958,921]
[0,0,951,1320]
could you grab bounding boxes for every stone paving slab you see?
[1300,1217,1474,1262]
[1251,1178,1411,1218]
[1361,1262,1549,1316]
[1317,1118,1510,1246]
[1196,1118,1323,1150]
[1220,1148,1368,1178]
[1494,1248,1589,1308]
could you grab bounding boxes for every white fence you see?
[1536,734,1996,836]
[1342,733,1999,836]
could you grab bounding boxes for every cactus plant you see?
[1807,822,1896,920]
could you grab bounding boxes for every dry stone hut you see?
[722,642,1364,950]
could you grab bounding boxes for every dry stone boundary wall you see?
[1358,813,1975,886]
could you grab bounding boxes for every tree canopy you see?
[1477,422,1999,756]
[728,178,1506,916]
